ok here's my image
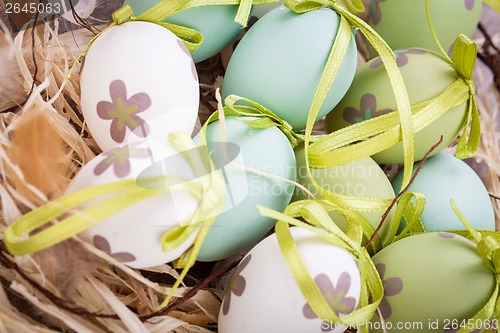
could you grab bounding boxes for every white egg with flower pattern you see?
[80,21,199,151]
[64,141,200,268]
[218,227,361,333]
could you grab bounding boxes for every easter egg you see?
[367,0,482,54]
[293,143,396,243]
[222,6,357,130]
[125,0,242,63]
[326,48,466,164]
[80,21,198,151]
[370,232,496,332]
[65,141,200,268]
[197,117,296,261]
[251,0,283,18]
[218,227,361,333]
[391,153,495,232]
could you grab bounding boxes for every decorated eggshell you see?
[65,141,200,268]
[218,227,361,333]
[125,0,242,63]
[370,232,496,332]
[197,117,296,261]
[222,6,357,130]
[327,48,466,164]
[80,21,198,151]
[367,0,482,55]
[391,153,495,232]
[293,143,396,243]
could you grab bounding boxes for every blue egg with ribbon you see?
[196,116,297,261]
[124,0,244,63]
[222,5,358,130]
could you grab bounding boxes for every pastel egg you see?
[124,0,243,63]
[222,6,357,130]
[326,48,466,164]
[293,143,396,243]
[391,153,495,232]
[251,1,284,18]
[80,21,198,151]
[197,117,296,261]
[370,232,496,332]
[367,0,482,54]
[218,227,361,333]
[65,141,200,268]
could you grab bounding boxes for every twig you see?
[365,136,444,249]
[490,193,500,201]
[140,258,241,321]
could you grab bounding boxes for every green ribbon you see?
[449,201,500,333]
[484,0,500,13]
[259,200,384,333]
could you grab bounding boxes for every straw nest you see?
[0,2,499,333]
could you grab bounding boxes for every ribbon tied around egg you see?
[446,202,500,332]
[259,200,384,333]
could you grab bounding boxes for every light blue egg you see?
[124,0,243,63]
[391,153,495,232]
[197,117,296,261]
[222,6,357,130]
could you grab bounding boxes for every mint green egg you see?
[370,232,496,332]
[292,143,396,243]
[367,0,482,54]
[124,1,242,63]
[197,117,296,261]
[222,6,357,130]
[326,48,466,164]
[391,153,495,232]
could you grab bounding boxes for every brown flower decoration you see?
[93,235,136,263]
[303,272,357,332]
[369,49,427,69]
[97,80,151,143]
[343,93,393,124]
[375,263,403,320]
[222,255,251,316]
[93,143,152,178]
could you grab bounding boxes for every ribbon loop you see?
[112,4,135,25]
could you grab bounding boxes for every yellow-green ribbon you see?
[3,131,226,308]
[283,0,413,226]
[484,0,500,13]
[449,201,500,333]
[259,200,384,333]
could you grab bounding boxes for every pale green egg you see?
[391,153,495,232]
[222,6,357,131]
[367,0,482,54]
[124,0,243,63]
[293,143,396,243]
[326,48,466,164]
[370,232,496,332]
[197,117,296,261]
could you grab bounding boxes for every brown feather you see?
[5,106,98,295]
[6,107,71,205]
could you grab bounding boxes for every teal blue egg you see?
[197,117,296,261]
[370,232,496,332]
[392,153,495,232]
[222,6,357,130]
[124,1,243,63]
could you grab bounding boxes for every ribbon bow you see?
[259,200,384,333]
[448,201,500,332]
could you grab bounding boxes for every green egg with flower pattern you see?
[326,48,467,164]
[292,143,396,243]
[124,0,243,63]
[370,232,496,333]
[367,0,482,55]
